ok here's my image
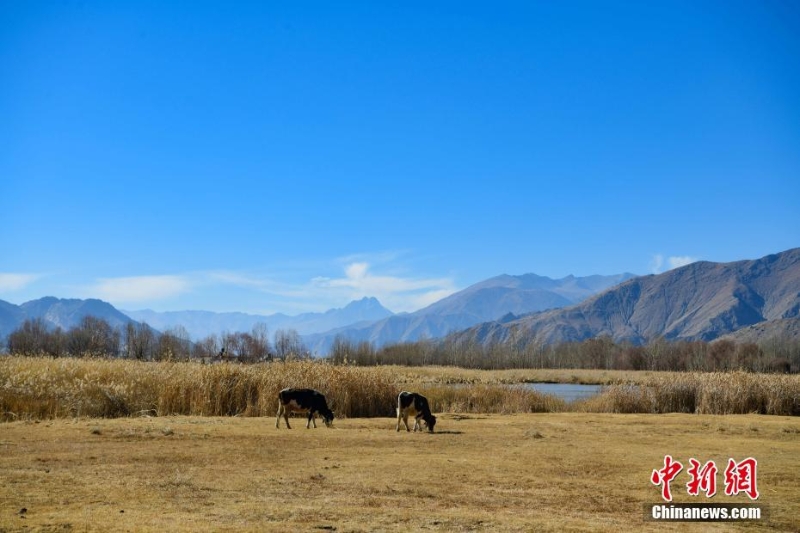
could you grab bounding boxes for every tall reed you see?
[0,357,398,420]
[420,384,566,414]
[575,371,800,416]
[2,357,798,420]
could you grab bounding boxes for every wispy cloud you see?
[75,254,457,314]
[205,252,458,313]
[311,261,456,312]
[335,250,411,266]
[206,271,319,301]
[405,288,459,311]
[650,254,699,274]
[89,275,192,303]
[0,273,41,293]
[206,271,275,291]
[649,254,664,274]
[667,256,697,269]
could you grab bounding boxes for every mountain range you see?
[450,248,800,348]
[0,297,145,340]
[0,273,632,350]
[2,248,798,354]
[302,273,635,353]
[123,297,393,340]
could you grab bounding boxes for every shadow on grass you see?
[443,414,486,420]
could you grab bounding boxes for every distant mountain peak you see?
[122,296,395,340]
[1,296,144,339]
[304,272,636,354]
[343,296,392,313]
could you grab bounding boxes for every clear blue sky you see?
[1,1,798,314]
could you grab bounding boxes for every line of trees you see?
[328,334,800,373]
[5,315,799,373]
[3,316,309,362]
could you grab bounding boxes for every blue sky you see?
[1,1,799,315]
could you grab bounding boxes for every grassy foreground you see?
[1,412,799,532]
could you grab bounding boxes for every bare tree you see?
[156,326,192,361]
[250,322,272,361]
[125,322,155,361]
[274,328,306,360]
[67,316,120,357]
[7,318,49,355]
[193,334,220,361]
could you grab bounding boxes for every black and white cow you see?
[276,388,334,429]
[396,391,436,433]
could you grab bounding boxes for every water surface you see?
[518,382,603,403]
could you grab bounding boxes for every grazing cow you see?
[276,388,334,429]
[396,391,436,433]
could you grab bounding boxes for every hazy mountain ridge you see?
[303,273,637,353]
[3,249,797,354]
[0,296,394,345]
[123,297,394,340]
[0,297,145,340]
[451,248,800,347]
[0,300,26,340]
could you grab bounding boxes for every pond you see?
[448,382,604,403]
[517,382,603,403]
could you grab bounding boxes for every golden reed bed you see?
[2,357,798,421]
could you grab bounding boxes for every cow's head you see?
[322,409,335,428]
[425,414,437,433]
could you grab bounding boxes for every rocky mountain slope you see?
[450,248,800,347]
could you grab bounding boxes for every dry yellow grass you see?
[388,365,652,385]
[0,357,399,420]
[419,383,568,414]
[1,413,798,532]
[3,358,800,420]
[578,372,800,415]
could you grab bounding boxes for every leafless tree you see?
[125,322,155,360]
[274,328,306,360]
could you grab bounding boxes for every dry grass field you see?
[2,358,799,531]
[2,412,799,532]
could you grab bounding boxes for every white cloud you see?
[668,256,697,269]
[75,258,457,314]
[404,288,459,311]
[336,250,410,266]
[207,271,274,291]
[649,254,664,274]
[90,275,191,303]
[208,271,319,301]
[312,262,456,312]
[0,273,41,292]
[345,262,369,280]
[650,254,698,274]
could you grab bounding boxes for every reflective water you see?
[447,382,604,403]
[518,382,603,403]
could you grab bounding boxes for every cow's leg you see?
[413,415,423,432]
[306,411,315,429]
[276,403,283,429]
[396,407,402,432]
[403,413,411,432]
[284,407,292,429]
